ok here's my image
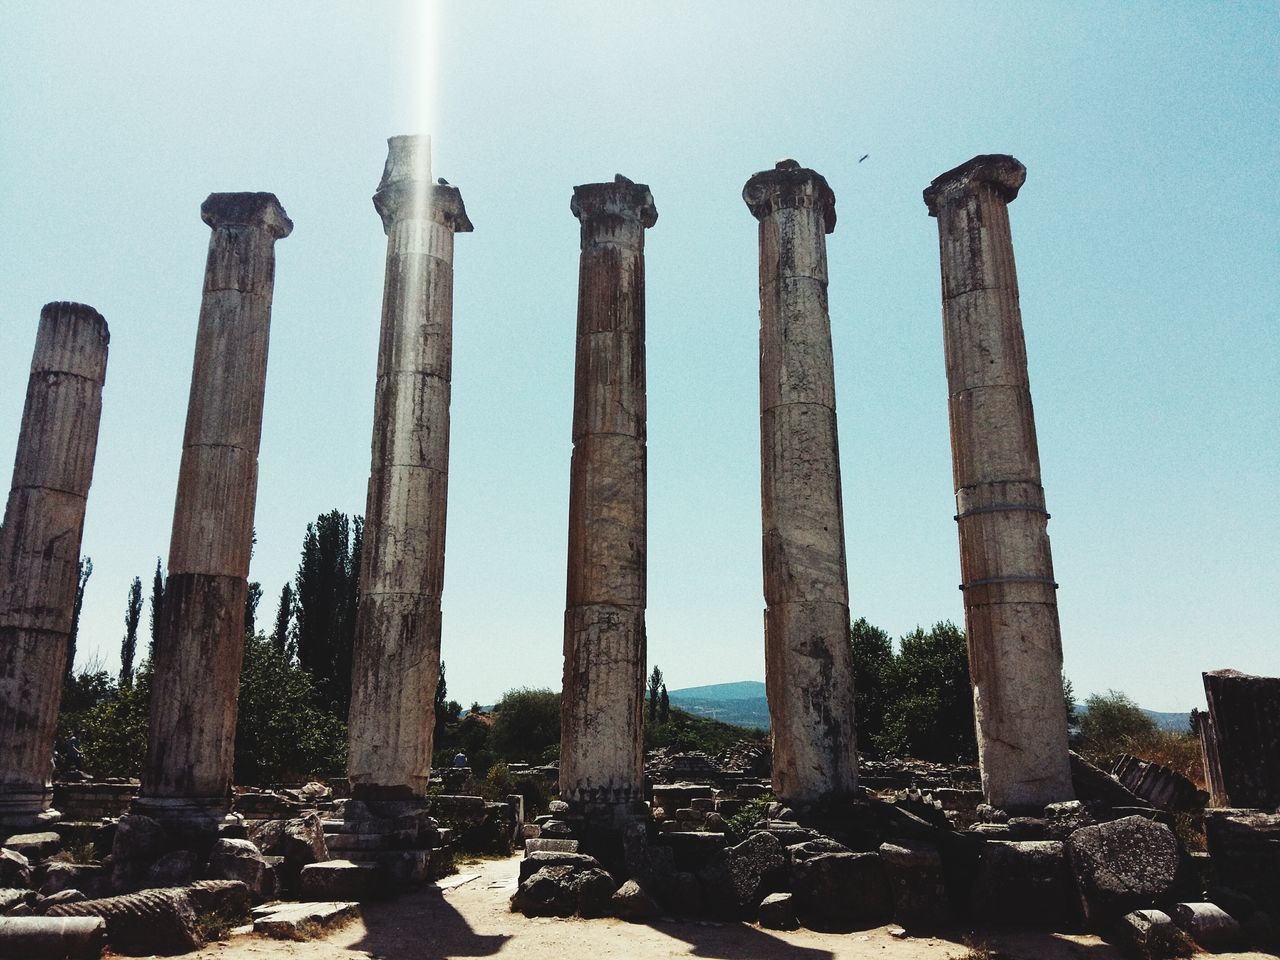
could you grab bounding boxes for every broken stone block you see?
[610,879,661,921]
[723,833,785,911]
[1066,815,1179,925]
[523,838,578,856]
[46,887,202,955]
[108,814,166,891]
[0,888,32,913]
[570,867,616,919]
[37,862,104,898]
[186,879,250,919]
[972,840,1072,925]
[0,849,32,889]
[1203,809,1280,909]
[758,892,797,930]
[789,852,892,931]
[33,889,86,912]
[1170,901,1241,950]
[299,860,382,901]
[518,851,600,884]
[146,850,197,887]
[1,833,62,861]
[206,838,272,902]
[0,916,106,959]
[510,865,578,917]
[1119,908,1193,958]
[253,900,359,939]
[879,840,952,930]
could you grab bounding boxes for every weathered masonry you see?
[137,192,292,823]
[347,135,472,798]
[0,303,109,828]
[744,160,859,806]
[924,155,1073,811]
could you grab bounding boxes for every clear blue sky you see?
[2,2,1276,713]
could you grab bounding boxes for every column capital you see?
[200,192,293,238]
[743,160,836,232]
[924,154,1025,217]
[570,175,658,231]
[373,182,474,234]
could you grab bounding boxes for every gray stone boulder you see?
[1066,815,1179,925]
[790,852,892,931]
[758,891,797,930]
[0,849,32,889]
[518,850,601,884]
[1119,908,1193,958]
[109,814,166,891]
[206,838,273,902]
[186,879,251,919]
[510,863,617,918]
[1170,901,1241,951]
[723,832,785,911]
[34,889,86,912]
[787,837,851,861]
[146,850,197,887]
[973,840,1073,925]
[0,887,33,913]
[2,832,62,861]
[248,814,327,892]
[46,887,202,955]
[610,879,661,921]
[37,862,105,898]
[879,840,952,930]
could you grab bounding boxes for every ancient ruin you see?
[136,193,292,823]
[744,160,859,806]
[347,135,472,798]
[0,303,109,828]
[559,176,656,811]
[923,155,1074,812]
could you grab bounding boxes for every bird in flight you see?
[858,154,870,163]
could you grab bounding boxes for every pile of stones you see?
[511,759,1280,957]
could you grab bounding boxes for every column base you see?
[130,795,238,836]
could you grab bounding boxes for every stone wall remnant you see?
[0,303,109,828]
[137,192,291,822]
[347,135,472,798]
[1199,669,1280,809]
[923,154,1073,811]
[559,175,656,807]
[743,159,858,805]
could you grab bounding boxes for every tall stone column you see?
[924,154,1073,811]
[347,136,472,798]
[744,160,858,806]
[137,193,291,822]
[0,303,109,827]
[559,175,656,807]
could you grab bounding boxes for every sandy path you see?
[186,854,1274,960]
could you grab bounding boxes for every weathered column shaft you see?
[924,154,1072,811]
[0,303,108,826]
[139,193,291,819]
[347,136,472,797]
[744,160,858,805]
[1202,669,1280,809]
[559,176,656,805]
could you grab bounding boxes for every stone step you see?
[252,901,360,939]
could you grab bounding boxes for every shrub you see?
[489,688,560,763]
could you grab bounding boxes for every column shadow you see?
[639,918,833,960]
[348,888,510,960]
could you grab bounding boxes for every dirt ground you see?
[187,854,1276,960]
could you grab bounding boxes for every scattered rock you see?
[0,849,32,889]
[186,879,251,919]
[1119,908,1193,958]
[1170,901,1241,950]
[879,840,952,930]
[790,852,892,931]
[610,879,661,921]
[757,891,797,930]
[38,862,105,898]
[253,900,359,939]
[518,851,600,884]
[147,850,197,887]
[0,888,32,913]
[723,832,785,910]
[207,838,273,902]
[300,860,383,901]
[523,838,578,856]
[1,832,62,861]
[973,840,1073,926]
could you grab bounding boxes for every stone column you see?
[0,303,109,827]
[924,154,1073,811]
[559,175,656,807]
[744,160,858,806]
[347,136,472,798]
[136,193,291,822]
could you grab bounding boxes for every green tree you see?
[1063,673,1077,724]
[435,661,461,730]
[489,687,560,763]
[270,582,294,657]
[234,631,347,784]
[59,663,151,779]
[66,557,92,679]
[294,510,361,718]
[875,621,976,762]
[119,576,143,688]
[850,617,894,756]
[148,558,164,663]
[243,581,262,637]
[647,665,664,723]
[658,683,670,723]
[1079,690,1155,757]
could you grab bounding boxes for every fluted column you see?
[137,193,291,821]
[347,136,472,798]
[559,175,656,806]
[744,160,858,806]
[924,154,1073,811]
[0,303,109,827]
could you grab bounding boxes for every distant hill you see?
[668,681,1192,736]
[668,681,769,730]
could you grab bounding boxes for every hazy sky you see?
[1,2,1276,712]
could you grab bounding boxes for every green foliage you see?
[873,620,977,763]
[659,683,670,722]
[234,631,346,785]
[850,617,894,754]
[726,793,775,836]
[120,576,143,688]
[1079,690,1156,755]
[243,581,262,637]
[294,510,361,719]
[270,582,294,657]
[647,666,663,723]
[1063,673,1077,723]
[148,558,164,662]
[59,668,151,779]
[489,688,560,763]
[67,557,92,678]
[645,706,764,754]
